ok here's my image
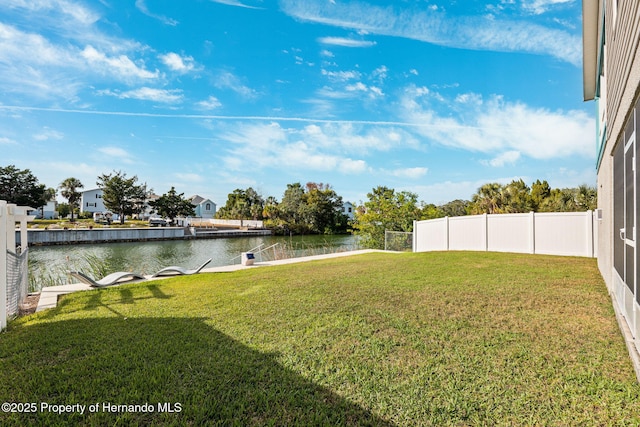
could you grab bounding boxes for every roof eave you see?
[582,0,601,101]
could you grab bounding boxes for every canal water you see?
[28,234,359,290]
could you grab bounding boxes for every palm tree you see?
[503,179,533,213]
[471,183,504,214]
[575,184,597,211]
[58,177,84,222]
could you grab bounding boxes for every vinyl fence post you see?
[586,210,594,257]
[445,216,450,251]
[0,201,7,330]
[483,213,488,252]
[529,211,535,254]
[412,220,417,252]
[6,204,16,253]
[18,208,29,253]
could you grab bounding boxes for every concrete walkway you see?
[36,249,387,312]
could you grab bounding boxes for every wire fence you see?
[6,248,29,319]
[385,231,414,252]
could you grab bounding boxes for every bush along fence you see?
[413,211,598,258]
[1,201,34,330]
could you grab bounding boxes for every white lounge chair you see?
[69,271,145,288]
[152,258,212,277]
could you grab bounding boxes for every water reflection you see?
[29,234,358,290]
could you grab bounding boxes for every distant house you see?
[80,188,107,214]
[41,201,58,219]
[190,195,216,218]
[29,201,57,219]
[341,201,355,220]
[141,193,160,220]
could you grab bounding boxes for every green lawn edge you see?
[1,251,639,426]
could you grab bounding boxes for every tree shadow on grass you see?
[0,316,393,426]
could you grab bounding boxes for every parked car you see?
[149,217,169,227]
[93,212,113,225]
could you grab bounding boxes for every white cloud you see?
[455,93,483,105]
[400,85,594,160]
[343,82,384,99]
[97,146,135,164]
[282,0,581,65]
[0,23,76,68]
[210,0,264,9]
[219,121,422,174]
[317,37,377,48]
[300,122,419,153]
[5,0,100,26]
[81,46,158,80]
[159,52,198,73]
[214,71,257,99]
[33,161,98,192]
[321,69,361,81]
[340,159,368,173]
[316,67,386,106]
[522,0,574,15]
[545,166,597,189]
[0,137,17,145]
[135,0,179,26]
[371,65,388,83]
[33,127,64,141]
[482,151,521,167]
[196,96,222,110]
[0,7,160,101]
[0,25,89,100]
[174,173,205,183]
[99,87,183,103]
[388,167,428,179]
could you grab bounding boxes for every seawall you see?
[18,228,271,246]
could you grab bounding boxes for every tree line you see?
[216,182,349,235]
[0,166,351,234]
[354,179,597,249]
[423,179,597,219]
[0,165,597,249]
[0,166,196,224]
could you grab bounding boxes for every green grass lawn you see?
[1,251,639,426]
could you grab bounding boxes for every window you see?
[206,203,211,210]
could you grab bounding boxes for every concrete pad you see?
[36,283,91,312]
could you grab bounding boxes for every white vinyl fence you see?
[413,211,598,258]
[1,201,34,330]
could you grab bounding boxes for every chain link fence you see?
[6,248,29,319]
[384,231,413,252]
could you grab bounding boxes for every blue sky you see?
[0,0,594,206]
